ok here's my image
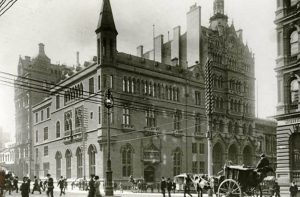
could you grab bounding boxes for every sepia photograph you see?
[0,0,299,196]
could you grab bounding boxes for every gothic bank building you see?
[14,0,276,182]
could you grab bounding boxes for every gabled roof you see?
[95,0,118,34]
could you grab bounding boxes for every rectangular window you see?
[277,32,283,56]
[43,162,50,177]
[46,108,50,119]
[174,110,181,130]
[35,148,38,160]
[44,127,48,141]
[103,75,107,88]
[195,91,201,105]
[56,95,60,109]
[98,75,101,90]
[89,77,94,95]
[199,161,205,173]
[35,113,38,123]
[110,75,113,89]
[122,107,130,126]
[44,146,48,156]
[192,143,197,154]
[199,143,205,154]
[41,110,44,121]
[145,109,156,128]
[192,161,198,173]
[36,130,38,142]
[98,106,101,124]
[195,114,201,133]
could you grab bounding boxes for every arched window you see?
[248,125,253,136]
[290,31,299,56]
[76,147,83,178]
[291,0,298,7]
[228,121,233,134]
[55,151,62,180]
[291,79,299,104]
[56,121,60,138]
[121,144,133,177]
[290,134,300,171]
[234,122,239,134]
[243,146,253,166]
[88,145,97,175]
[65,149,72,178]
[213,143,223,174]
[173,148,182,176]
[228,144,238,164]
[243,124,247,135]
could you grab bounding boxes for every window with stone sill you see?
[290,31,299,56]
[122,107,130,126]
[291,79,299,104]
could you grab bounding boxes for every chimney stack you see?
[137,45,143,57]
[38,43,45,55]
[76,51,80,66]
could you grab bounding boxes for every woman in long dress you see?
[94,176,102,197]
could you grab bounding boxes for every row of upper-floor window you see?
[35,107,50,123]
[211,119,254,135]
[122,77,180,102]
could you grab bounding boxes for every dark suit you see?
[161,179,166,197]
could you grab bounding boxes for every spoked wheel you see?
[218,179,242,197]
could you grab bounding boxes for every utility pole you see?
[205,58,213,177]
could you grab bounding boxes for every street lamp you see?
[104,88,114,196]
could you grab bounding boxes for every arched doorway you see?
[213,143,224,175]
[228,144,238,164]
[144,166,155,183]
[243,146,253,166]
[290,134,300,171]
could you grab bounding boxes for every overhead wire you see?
[0,0,17,17]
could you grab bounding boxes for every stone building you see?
[14,43,71,177]
[28,0,276,184]
[274,0,300,192]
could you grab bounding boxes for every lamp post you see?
[104,88,114,196]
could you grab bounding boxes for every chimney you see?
[187,4,201,68]
[236,29,243,42]
[76,51,80,66]
[171,26,181,65]
[38,43,45,55]
[25,56,31,61]
[137,45,143,57]
[154,35,163,63]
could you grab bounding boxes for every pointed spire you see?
[95,0,118,35]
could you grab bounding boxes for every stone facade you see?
[274,0,300,192]
[16,0,277,184]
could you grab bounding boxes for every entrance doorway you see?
[144,166,155,182]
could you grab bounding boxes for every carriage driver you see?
[256,153,270,180]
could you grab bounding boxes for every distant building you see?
[274,0,300,192]
[28,0,276,183]
[14,43,71,178]
[0,127,10,149]
[0,142,16,173]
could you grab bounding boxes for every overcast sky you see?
[0,0,277,137]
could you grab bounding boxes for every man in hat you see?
[256,153,270,181]
[46,174,54,197]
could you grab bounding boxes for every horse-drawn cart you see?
[217,165,268,197]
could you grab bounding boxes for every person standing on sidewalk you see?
[290,181,298,197]
[46,174,54,197]
[20,177,30,197]
[87,174,95,197]
[166,178,173,197]
[31,176,41,194]
[160,177,166,197]
[57,176,65,196]
[13,176,19,193]
[94,176,102,197]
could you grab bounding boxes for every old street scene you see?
[0,0,299,197]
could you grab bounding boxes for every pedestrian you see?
[87,174,95,197]
[94,176,102,197]
[57,176,65,196]
[160,177,166,197]
[20,177,30,197]
[166,178,172,197]
[194,176,202,197]
[71,181,74,190]
[290,181,298,197]
[13,176,19,193]
[43,179,47,191]
[273,181,280,197]
[172,180,176,193]
[32,176,41,194]
[119,182,123,193]
[184,174,193,197]
[46,174,54,197]
[39,179,44,192]
[64,178,68,192]
[0,170,5,196]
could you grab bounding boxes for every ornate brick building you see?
[274,0,300,192]
[23,0,277,183]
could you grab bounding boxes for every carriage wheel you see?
[218,179,242,197]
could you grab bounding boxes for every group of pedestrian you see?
[87,174,102,197]
[160,177,176,197]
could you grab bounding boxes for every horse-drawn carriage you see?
[216,165,273,197]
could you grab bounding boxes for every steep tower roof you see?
[95,0,118,34]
